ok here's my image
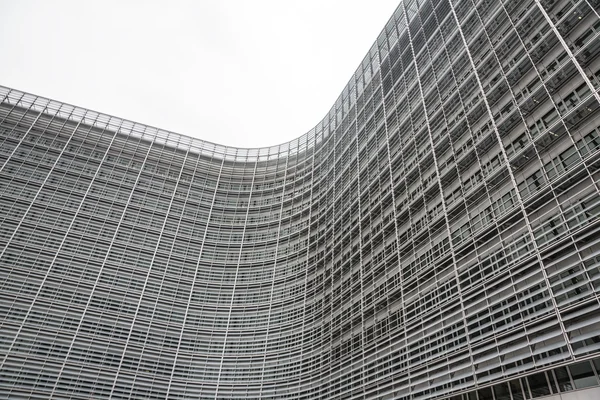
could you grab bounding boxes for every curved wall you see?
[2,0,600,399]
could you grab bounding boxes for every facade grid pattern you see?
[1,0,600,398]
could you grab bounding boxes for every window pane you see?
[493,382,511,400]
[569,361,598,389]
[509,378,525,400]
[554,367,573,392]
[527,372,551,397]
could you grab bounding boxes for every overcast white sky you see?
[0,1,399,148]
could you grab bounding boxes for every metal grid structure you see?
[1,0,600,398]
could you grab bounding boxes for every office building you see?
[1,0,600,398]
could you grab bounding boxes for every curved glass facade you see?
[1,0,600,399]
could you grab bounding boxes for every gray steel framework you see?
[1,0,600,399]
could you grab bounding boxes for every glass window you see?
[493,382,511,400]
[509,378,525,400]
[569,361,598,389]
[527,372,551,397]
[477,387,492,400]
[553,367,573,392]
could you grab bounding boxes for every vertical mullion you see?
[534,0,600,106]
[0,109,86,369]
[258,147,289,396]
[449,0,574,358]
[164,153,225,398]
[400,0,478,383]
[45,118,124,396]
[298,132,318,399]
[0,97,48,175]
[107,138,191,397]
[44,126,155,392]
[214,157,258,398]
